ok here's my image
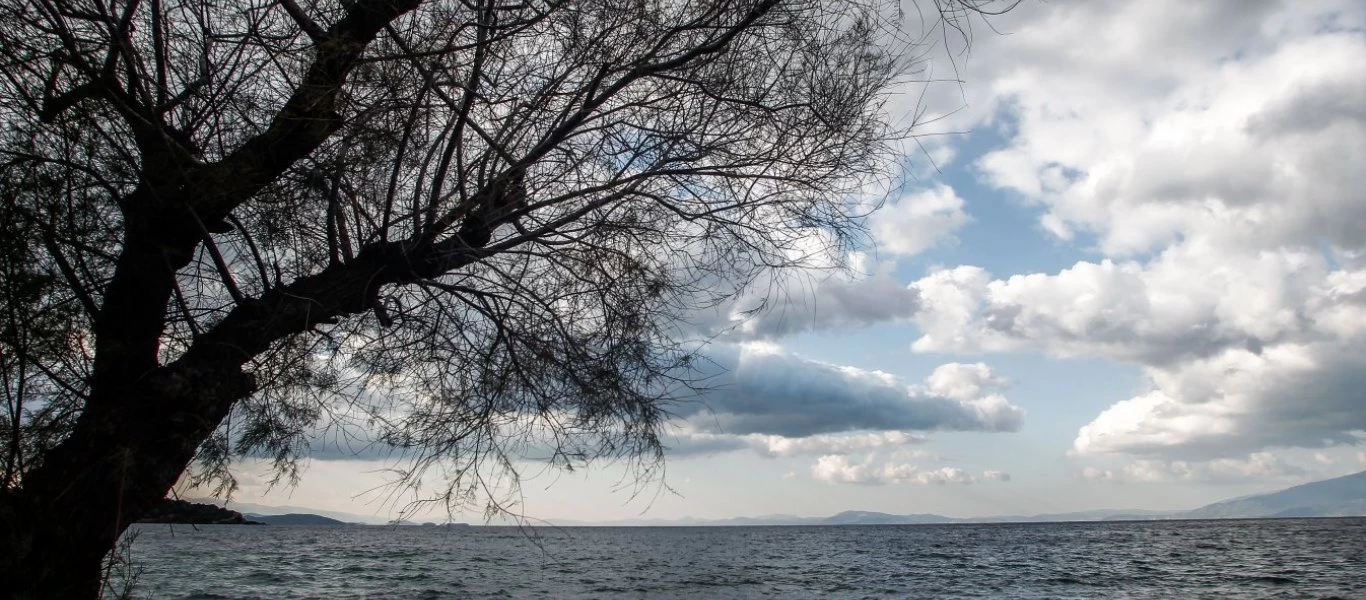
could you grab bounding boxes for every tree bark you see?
[0,341,256,597]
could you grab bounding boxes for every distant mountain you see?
[554,508,1184,527]
[962,509,1179,523]
[186,498,387,525]
[246,513,348,526]
[1182,470,1366,519]
[712,514,823,526]
[823,510,955,525]
[185,498,476,526]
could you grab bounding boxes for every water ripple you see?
[125,518,1366,599]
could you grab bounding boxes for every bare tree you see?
[0,0,1007,597]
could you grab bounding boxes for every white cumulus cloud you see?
[896,0,1366,467]
[809,455,992,486]
[1078,452,1320,484]
[870,185,971,257]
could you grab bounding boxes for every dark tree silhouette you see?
[0,0,1007,597]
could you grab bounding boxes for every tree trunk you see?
[0,243,447,599]
[0,2,426,596]
[0,365,256,600]
[1,515,106,600]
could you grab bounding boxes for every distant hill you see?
[958,508,1178,523]
[138,499,260,525]
[186,498,387,524]
[552,508,1181,527]
[823,510,955,525]
[1182,470,1366,519]
[246,513,348,526]
[808,473,1366,525]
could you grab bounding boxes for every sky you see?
[206,0,1366,524]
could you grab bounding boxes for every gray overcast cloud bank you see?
[672,344,1023,439]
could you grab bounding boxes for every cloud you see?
[286,2,1366,483]
[910,255,1366,462]
[665,430,929,458]
[675,343,1024,438]
[909,248,1354,365]
[683,187,963,343]
[727,261,921,340]
[910,466,977,486]
[998,34,1366,257]
[946,1,1366,257]
[810,455,895,485]
[1078,452,1314,484]
[1071,343,1366,459]
[904,240,1366,462]
[809,455,1007,486]
[870,185,970,257]
[982,470,1011,482]
[925,362,1009,401]
[810,455,974,486]
[756,431,926,457]
[298,343,1023,465]
[895,0,1366,463]
[675,241,921,342]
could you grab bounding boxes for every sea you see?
[120,517,1366,599]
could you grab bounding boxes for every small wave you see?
[1043,576,1093,586]
[235,569,292,585]
[124,517,1366,598]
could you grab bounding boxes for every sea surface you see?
[121,518,1366,599]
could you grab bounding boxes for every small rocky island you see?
[136,499,262,525]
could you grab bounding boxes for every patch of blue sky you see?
[900,126,1092,280]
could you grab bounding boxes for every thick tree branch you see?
[89,0,425,403]
[187,0,425,224]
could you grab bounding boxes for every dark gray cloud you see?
[1246,77,1366,138]
[674,344,1023,438]
[299,342,1022,462]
